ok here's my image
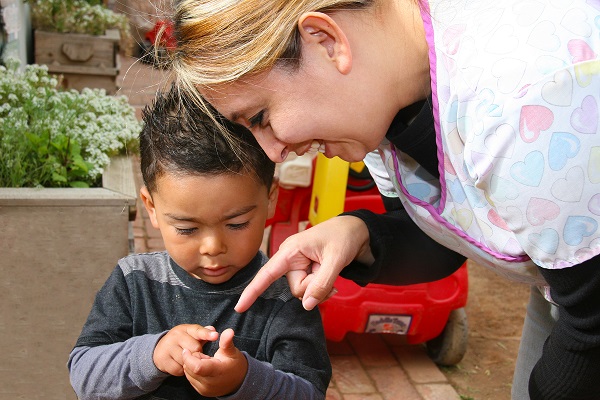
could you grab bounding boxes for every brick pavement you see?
[117,54,461,400]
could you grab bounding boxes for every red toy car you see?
[266,154,469,366]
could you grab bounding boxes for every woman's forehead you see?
[199,72,279,120]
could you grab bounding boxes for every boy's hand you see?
[182,328,248,397]
[153,324,219,376]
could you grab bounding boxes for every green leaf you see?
[69,181,90,188]
[52,172,67,182]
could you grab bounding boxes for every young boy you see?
[67,86,332,399]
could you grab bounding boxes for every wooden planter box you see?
[34,29,121,94]
[0,157,137,399]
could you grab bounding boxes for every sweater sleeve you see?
[221,352,323,400]
[68,334,169,399]
[67,265,170,399]
[227,298,331,400]
[340,208,466,286]
[529,255,600,400]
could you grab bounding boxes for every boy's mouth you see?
[201,266,229,277]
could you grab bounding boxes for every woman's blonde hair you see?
[170,0,373,151]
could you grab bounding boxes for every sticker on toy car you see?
[366,314,412,334]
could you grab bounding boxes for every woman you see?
[171,0,600,398]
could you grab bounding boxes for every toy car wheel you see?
[425,307,468,366]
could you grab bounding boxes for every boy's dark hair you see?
[140,85,275,194]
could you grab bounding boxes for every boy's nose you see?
[199,235,226,256]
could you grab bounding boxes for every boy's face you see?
[140,171,278,284]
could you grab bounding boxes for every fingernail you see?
[303,296,319,311]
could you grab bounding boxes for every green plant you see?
[28,0,134,54]
[0,58,140,188]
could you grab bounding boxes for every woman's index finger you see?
[234,258,287,312]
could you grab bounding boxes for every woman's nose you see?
[253,131,288,162]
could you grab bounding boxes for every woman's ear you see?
[298,12,352,74]
[140,186,160,229]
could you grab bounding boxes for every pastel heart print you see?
[476,88,502,118]
[484,124,516,158]
[571,95,598,134]
[526,197,560,226]
[574,247,597,263]
[541,69,573,107]
[527,21,561,52]
[528,228,559,255]
[442,54,458,77]
[575,60,600,88]
[551,166,585,202]
[448,127,465,155]
[473,7,504,36]
[503,238,524,255]
[513,1,545,26]
[464,184,487,208]
[487,208,510,230]
[505,205,524,231]
[458,115,483,137]
[470,151,494,177]
[568,39,597,63]
[476,217,493,238]
[439,85,451,104]
[444,154,457,176]
[448,178,467,204]
[406,182,432,200]
[563,216,598,246]
[588,193,600,215]
[490,174,519,202]
[492,58,527,94]
[515,84,531,99]
[548,132,580,171]
[487,24,520,54]
[589,147,600,183]
[451,208,474,231]
[519,105,554,143]
[442,24,466,55]
[561,8,592,36]
[535,55,567,76]
[447,100,459,123]
[510,150,544,187]
[553,258,574,269]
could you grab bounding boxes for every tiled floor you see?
[118,54,461,400]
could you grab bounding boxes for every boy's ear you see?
[298,12,352,75]
[140,186,160,229]
[266,178,280,220]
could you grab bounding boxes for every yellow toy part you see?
[308,154,350,225]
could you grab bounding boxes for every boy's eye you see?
[248,111,264,128]
[175,227,196,236]
[228,221,250,231]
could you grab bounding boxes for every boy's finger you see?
[186,325,219,342]
[218,328,236,354]
[182,348,206,375]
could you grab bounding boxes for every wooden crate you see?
[0,157,137,399]
[34,29,120,94]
